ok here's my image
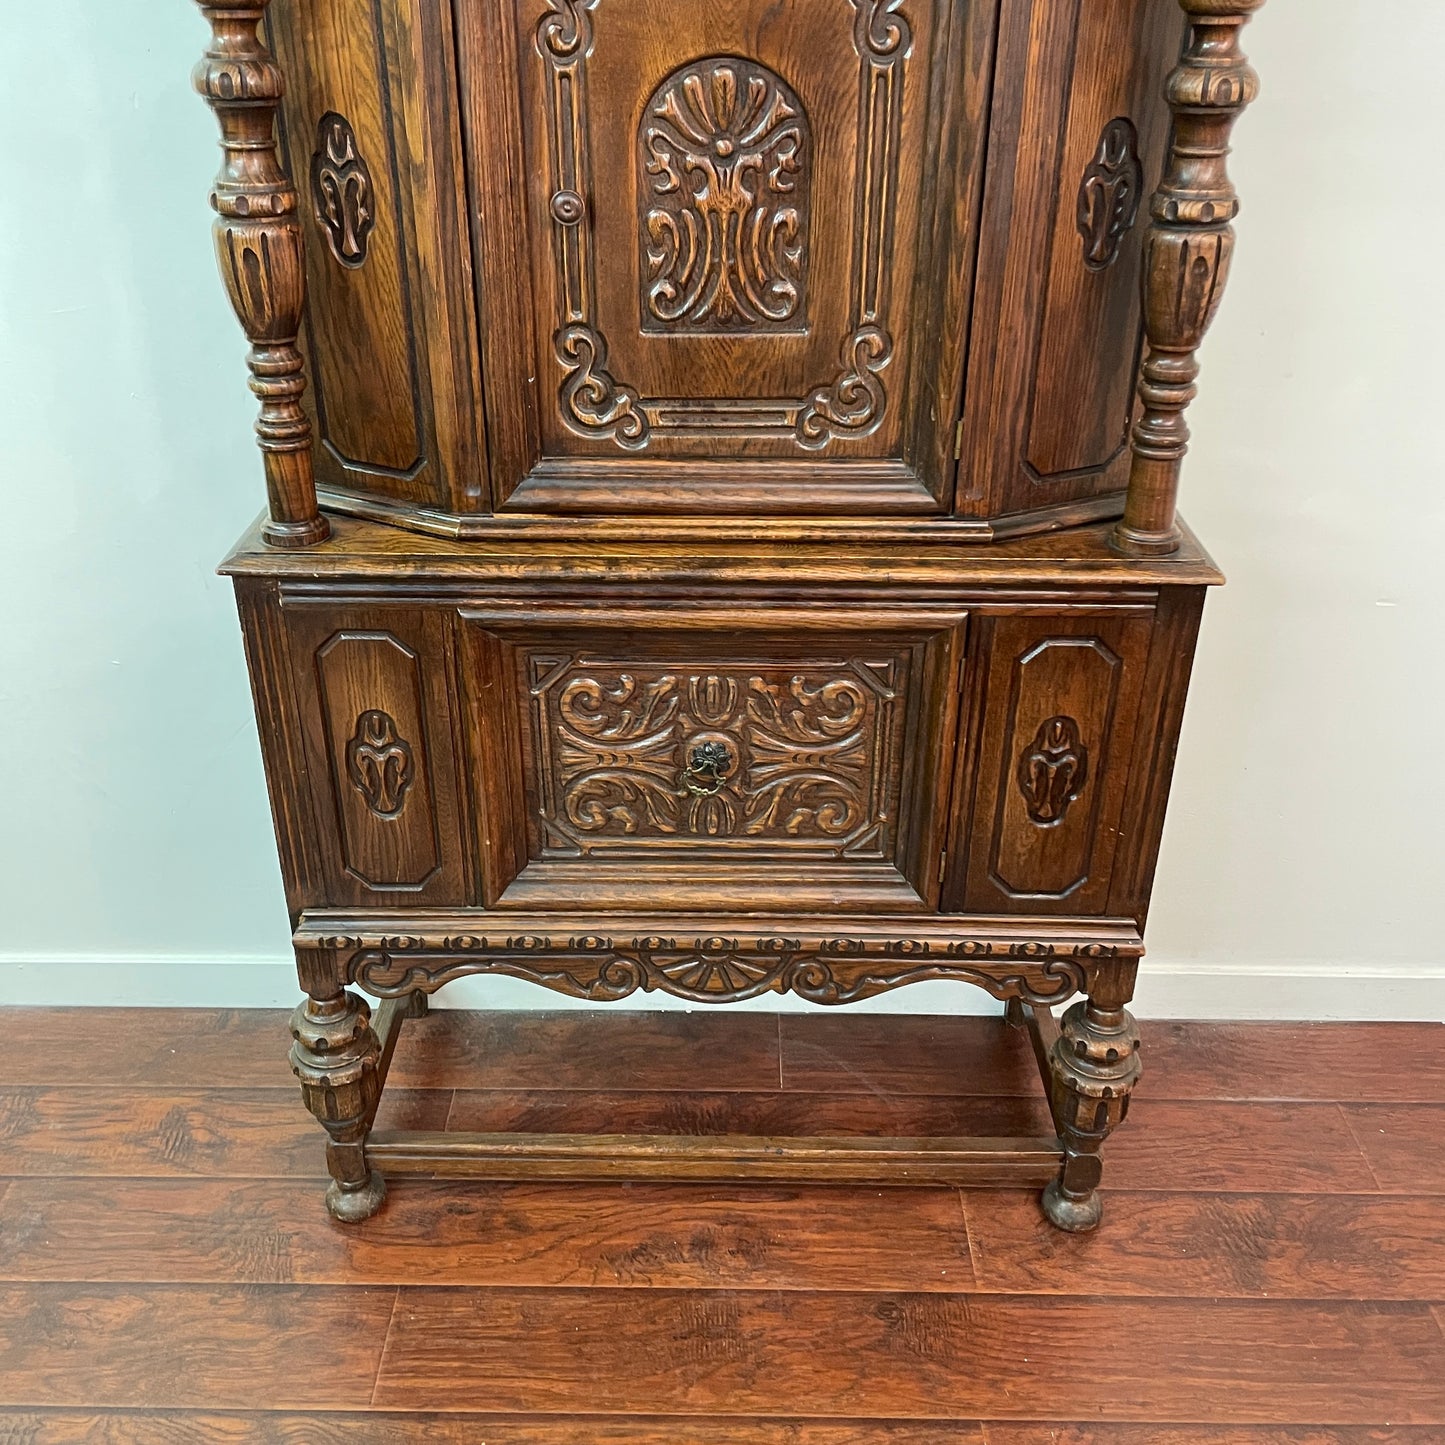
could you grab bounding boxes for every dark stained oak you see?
[962,1191,1445,1300]
[0,1285,396,1409]
[181,0,1273,1231]
[371,1289,1445,1422]
[0,1414,981,1444]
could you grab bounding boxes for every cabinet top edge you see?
[219,514,1224,589]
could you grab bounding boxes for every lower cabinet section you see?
[242,578,1203,931]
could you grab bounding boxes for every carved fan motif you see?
[1017,716,1089,826]
[640,58,811,333]
[1076,117,1143,272]
[311,112,376,268]
[346,709,414,817]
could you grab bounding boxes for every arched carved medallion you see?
[640,58,811,334]
[346,709,414,817]
[1076,117,1143,272]
[1017,716,1089,826]
[311,112,376,268]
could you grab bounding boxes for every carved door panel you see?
[458,0,991,515]
[267,0,484,513]
[459,605,968,912]
[286,606,469,906]
[958,0,1180,522]
[948,611,1153,915]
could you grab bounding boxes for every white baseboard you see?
[1,954,1441,1020]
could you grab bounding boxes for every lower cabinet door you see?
[949,610,1154,915]
[459,604,969,913]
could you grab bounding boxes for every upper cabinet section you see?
[259,0,1180,534]
[268,0,485,514]
[459,0,991,516]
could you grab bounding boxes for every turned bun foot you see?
[1041,1178,1103,1233]
[326,1170,387,1223]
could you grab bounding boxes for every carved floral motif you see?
[1076,117,1143,272]
[641,59,810,333]
[311,112,376,268]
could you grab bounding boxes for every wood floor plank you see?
[0,1285,395,1409]
[982,1428,1443,1444]
[1105,1101,1377,1193]
[780,1017,1445,1103]
[1341,1105,1445,1193]
[0,1011,296,1089]
[373,1290,1445,1422]
[445,1087,1050,1139]
[0,1413,977,1444]
[962,1190,1445,1299]
[0,1087,450,1178]
[0,1177,976,1292]
[0,1009,783,1094]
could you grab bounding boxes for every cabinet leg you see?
[289,989,387,1222]
[1042,998,1142,1232]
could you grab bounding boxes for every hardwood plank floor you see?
[0,1006,1441,1439]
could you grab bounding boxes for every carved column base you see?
[289,990,385,1222]
[1110,519,1184,558]
[263,513,332,550]
[325,1169,387,1223]
[1042,998,1142,1232]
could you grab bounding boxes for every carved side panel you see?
[956,614,1153,915]
[287,607,468,904]
[266,0,483,510]
[960,0,1180,517]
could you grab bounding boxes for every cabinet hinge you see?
[938,850,950,885]
[953,419,964,460]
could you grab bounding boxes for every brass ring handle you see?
[680,741,735,798]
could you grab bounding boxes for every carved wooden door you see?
[459,0,989,516]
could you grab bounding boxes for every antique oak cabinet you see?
[193,0,1265,1229]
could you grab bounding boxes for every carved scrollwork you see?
[796,326,893,449]
[333,929,1102,1008]
[345,710,415,818]
[852,0,914,58]
[1077,117,1143,271]
[640,58,810,333]
[311,112,375,268]
[556,325,650,449]
[538,660,893,855]
[1017,716,1090,826]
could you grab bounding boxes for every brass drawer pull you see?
[680,741,735,798]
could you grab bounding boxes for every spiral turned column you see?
[1113,0,1266,557]
[193,1,328,548]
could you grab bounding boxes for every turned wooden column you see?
[193,1,329,549]
[1043,977,1143,1232]
[290,978,387,1221]
[1113,0,1265,557]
